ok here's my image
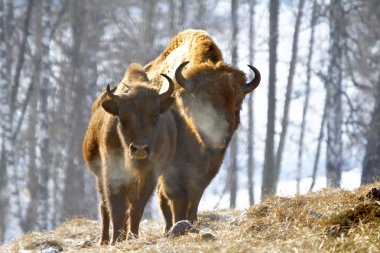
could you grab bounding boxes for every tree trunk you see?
[296,0,317,194]
[5,0,14,82]
[309,94,328,192]
[228,0,239,209]
[276,0,305,187]
[195,0,206,29]
[262,0,279,198]
[361,76,380,185]
[0,0,8,242]
[168,0,176,36]
[82,4,104,221]
[141,0,156,64]
[326,0,344,188]
[178,0,186,31]
[62,0,87,218]
[0,0,34,241]
[247,0,256,206]
[21,90,39,232]
[36,0,52,231]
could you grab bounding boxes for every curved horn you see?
[106,84,120,102]
[175,61,194,90]
[241,65,261,94]
[159,74,175,101]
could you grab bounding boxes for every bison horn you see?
[159,74,175,101]
[241,65,261,94]
[106,84,120,102]
[175,61,194,90]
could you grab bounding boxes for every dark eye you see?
[154,114,159,122]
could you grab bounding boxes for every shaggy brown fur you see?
[82,63,177,244]
[144,29,261,233]
[145,29,223,89]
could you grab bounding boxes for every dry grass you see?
[2,184,380,253]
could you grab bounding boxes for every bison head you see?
[101,64,174,161]
[174,61,260,150]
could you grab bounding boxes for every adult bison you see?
[82,63,177,244]
[144,29,261,234]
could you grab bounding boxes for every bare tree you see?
[228,0,239,209]
[326,0,345,188]
[309,95,328,192]
[275,0,305,189]
[37,0,52,230]
[357,1,380,185]
[262,0,279,198]
[247,0,256,205]
[21,86,39,233]
[62,0,87,218]
[296,0,318,193]
[0,0,8,241]
[361,77,380,184]
[0,0,34,241]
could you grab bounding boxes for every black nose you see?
[130,143,150,156]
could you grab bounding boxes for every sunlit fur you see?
[82,63,177,244]
[144,29,260,232]
[145,29,223,89]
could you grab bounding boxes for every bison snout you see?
[130,143,150,159]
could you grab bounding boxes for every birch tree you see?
[246,0,256,205]
[262,0,279,198]
[296,0,318,193]
[228,0,239,209]
[275,0,305,189]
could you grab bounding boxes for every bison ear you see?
[102,100,119,116]
[159,97,174,113]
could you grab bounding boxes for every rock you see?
[198,228,216,240]
[169,220,198,237]
[41,247,59,253]
[308,210,322,218]
[366,188,380,201]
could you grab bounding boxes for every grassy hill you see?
[2,183,380,253]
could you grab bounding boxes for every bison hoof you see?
[99,239,109,246]
[169,220,199,237]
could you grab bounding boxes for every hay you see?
[1,184,380,252]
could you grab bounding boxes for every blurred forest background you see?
[1,0,380,243]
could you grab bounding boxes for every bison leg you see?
[187,192,203,223]
[108,189,128,245]
[171,198,188,223]
[99,203,110,244]
[158,192,172,233]
[128,176,156,238]
[96,177,110,245]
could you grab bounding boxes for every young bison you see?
[144,29,261,234]
[82,63,177,244]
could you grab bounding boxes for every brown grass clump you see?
[1,184,380,252]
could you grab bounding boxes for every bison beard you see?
[82,63,177,244]
[144,29,261,235]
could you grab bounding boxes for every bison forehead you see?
[118,98,159,116]
[117,85,158,97]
